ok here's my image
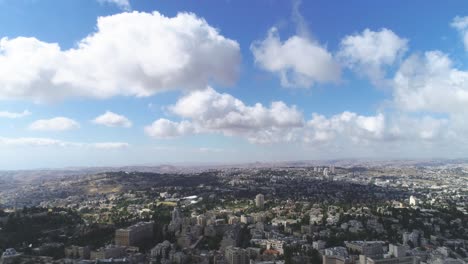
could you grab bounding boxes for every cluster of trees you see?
[282,245,321,264]
[0,207,82,251]
[71,224,115,249]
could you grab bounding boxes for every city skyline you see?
[2,0,468,169]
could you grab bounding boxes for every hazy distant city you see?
[0,160,467,263]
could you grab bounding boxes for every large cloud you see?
[251,27,340,88]
[338,28,408,86]
[390,48,468,146]
[145,87,304,142]
[144,87,452,146]
[393,51,468,113]
[305,112,385,143]
[170,87,304,129]
[387,115,449,141]
[305,112,449,144]
[0,11,240,102]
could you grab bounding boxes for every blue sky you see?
[1,0,468,169]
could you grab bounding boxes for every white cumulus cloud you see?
[0,11,240,102]
[251,27,340,88]
[144,87,455,147]
[146,87,304,143]
[170,87,304,129]
[338,28,408,86]
[305,112,385,143]
[93,111,132,127]
[144,119,194,139]
[393,51,468,114]
[29,117,80,132]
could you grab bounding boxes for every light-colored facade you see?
[345,241,384,258]
[256,194,265,209]
[389,244,407,258]
[90,245,126,260]
[360,255,420,264]
[323,255,347,264]
[64,245,90,259]
[240,215,253,224]
[313,240,327,250]
[225,246,250,264]
[267,239,285,255]
[115,221,154,247]
[197,215,207,226]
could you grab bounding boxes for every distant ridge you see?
[2,158,468,178]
